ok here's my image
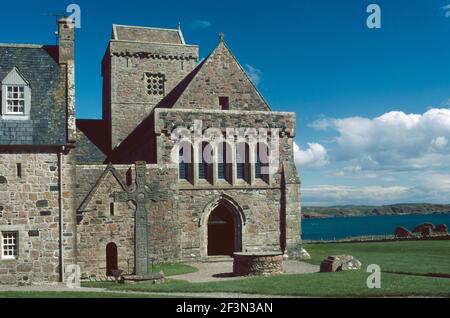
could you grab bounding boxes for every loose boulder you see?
[394,226,412,238]
[297,248,311,260]
[434,224,448,235]
[320,255,362,272]
[413,223,435,237]
[288,246,311,260]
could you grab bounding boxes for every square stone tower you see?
[101,24,199,151]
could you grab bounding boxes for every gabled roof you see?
[76,119,109,164]
[162,40,271,111]
[77,164,128,212]
[112,24,185,45]
[2,67,30,85]
[109,39,273,162]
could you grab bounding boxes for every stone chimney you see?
[58,17,76,143]
[58,17,75,64]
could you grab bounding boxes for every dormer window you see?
[1,67,31,119]
[6,86,25,114]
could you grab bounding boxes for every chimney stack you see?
[58,17,75,64]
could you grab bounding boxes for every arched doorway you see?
[207,204,242,256]
[106,242,118,276]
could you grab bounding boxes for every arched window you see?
[236,142,250,182]
[199,142,213,182]
[256,142,269,180]
[179,142,193,182]
[218,142,232,182]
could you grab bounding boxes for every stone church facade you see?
[0,19,302,284]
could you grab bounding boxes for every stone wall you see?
[76,165,135,278]
[104,41,199,149]
[233,253,284,276]
[177,189,283,260]
[171,42,271,112]
[281,161,302,254]
[0,148,76,285]
[75,163,180,277]
[61,149,78,268]
[155,109,297,181]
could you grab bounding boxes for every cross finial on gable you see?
[219,32,225,42]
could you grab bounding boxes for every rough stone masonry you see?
[0,20,302,284]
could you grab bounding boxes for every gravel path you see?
[172,260,319,283]
[0,285,299,298]
[0,261,318,298]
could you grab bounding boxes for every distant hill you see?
[302,204,450,219]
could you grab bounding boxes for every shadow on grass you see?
[383,271,450,279]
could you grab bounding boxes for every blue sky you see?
[1,0,450,206]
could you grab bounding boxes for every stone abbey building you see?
[0,18,302,284]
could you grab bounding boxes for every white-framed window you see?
[1,67,31,119]
[1,232,18,260]
[6,86,26,114]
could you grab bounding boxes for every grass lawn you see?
[81,240,450,297]
[305,240,450,276]
[0,291,170,298]
[83,272,450,297]
[149,263,198,276]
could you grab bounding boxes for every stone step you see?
[203,256,233,263]
[82,276,117,283]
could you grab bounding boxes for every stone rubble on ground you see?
[320,255,362,272]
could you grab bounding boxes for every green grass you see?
[81,241,450,297]
[305,240,450,275]
[0,291,170,298]
[83,272,450,297]
[149,263,198,276]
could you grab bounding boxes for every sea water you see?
[302,213,450,241]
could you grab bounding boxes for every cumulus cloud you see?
[311,108,450,171]
[431,136,448,150]
[190,20,212,30]
[244,64,262,86]
[294,142,328,167]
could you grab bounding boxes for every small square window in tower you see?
[145,73,165,96]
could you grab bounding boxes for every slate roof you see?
[0,45,67,146]
[76,119,108,164]
[113,24,185,44]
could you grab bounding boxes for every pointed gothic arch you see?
[199,194,246,257]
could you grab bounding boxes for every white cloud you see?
[312,108,450,171]
[244,64,262,86]
[333,165,378,179]
[190,20,212,30]
[443,4,450,17]
[302,185,411,206]
[431,136,448,150]
[294,142,328,167]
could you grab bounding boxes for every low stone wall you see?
[233,252,284,276]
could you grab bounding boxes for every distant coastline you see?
[302,204,450,219]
